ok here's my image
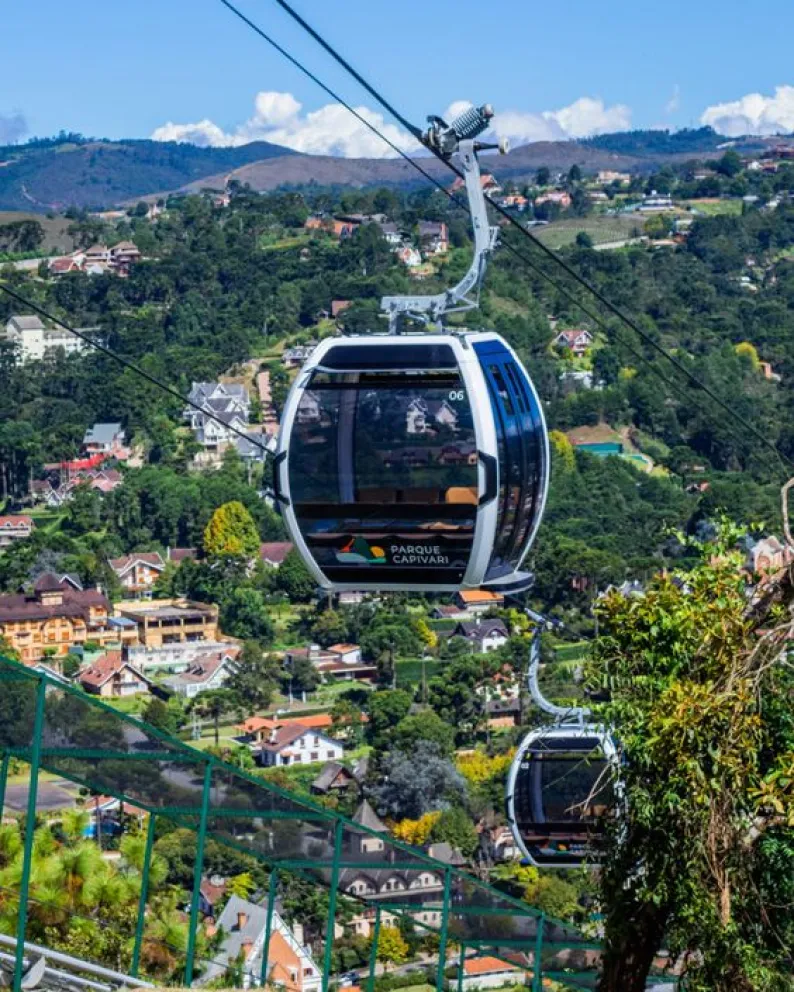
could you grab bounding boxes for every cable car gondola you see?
[506,610,618,869]
[507,724,617,868]
[274,105,549,593]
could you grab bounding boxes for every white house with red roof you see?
[78,652,153,698]
[108,553,166,596]
[552,328,594,357]
[460,956,526,990]
[0,515,34,548]
[256,722,344,767]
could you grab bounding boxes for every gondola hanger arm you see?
[380,104,505,332]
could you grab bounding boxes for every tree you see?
[575,231,594,249]
[142,696,185,736]
[535,166,550,186]
[203,501,260,560]
[588,526,794,992]
[191,688,237,746]
[368,742,467,819]
[428,806,478,857]
[276,549,316,602]
[311,608,347,647]
[391,710,455,757]
[288,655,321,694]
[63,483,101,536]
[365,689,413,750]
[221,587,275,644]
[376,926,409,971]
[717,149,742,177]
[226,641,280,716]
[568,164,582,183]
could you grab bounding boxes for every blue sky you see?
[3,0,794,154]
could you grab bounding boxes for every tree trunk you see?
[598,902,671,992]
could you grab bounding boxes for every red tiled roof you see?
[109,552,165,574]
[0,580,108,623]
[169,547,197,563]
[327,643,359,654]
[259,542,293,565]
[463,956,520,976]
[80,653,150,690]
[0,516,33,527]
[457,590,504,605]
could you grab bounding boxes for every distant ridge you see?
[0,128,776,213]
[0,138,296,212]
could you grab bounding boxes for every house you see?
[200,894,322,992]
[168,547,197,565]
[450,174,501,197]
[109,553,166,597]
[406,397,458,434]
[82,422,127,457]
[597,170,631,185]
[331,300,351,319]
[485,697,522,729]
[257,722,344,767]
[377,221,403,246]
[552,328,594,357]
[639,192,674,212]
[417,220,449,255]
[162,649,236,698]
[311,761,358,795]
[199,875,227,919]
[452,619,509,653]
[117,599,219,649]
[295,389,322,424]
[108,241,141,271]
[0,573,134,665]
[48,256,81,275]
[0,515,34,548]
[759,361,782,383]
[282,344,316,369]
[534,191,571,209]
[461,956,526,991]
[83,244,111,267]
[4,315,87,362]
[396,245,423,268]
[454,590,505,614]
[78,651,152,698]
[184,382,251,450]
[284,643,375,682]
[746,536,793,578]
[431,604,467,620]
[259,542,294,568]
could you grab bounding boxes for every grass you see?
[0,211,78,254]
[553,641,589,663]
[534,214,645,249]
[687,198,744,217]
[395,658,444,687]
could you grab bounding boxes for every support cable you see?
[250,0,793,473]
[0,285,270,455]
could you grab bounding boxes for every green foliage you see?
[390,710,455,757]
[226,641,279,716]
[588,527,794,991]
[203,501,260,560]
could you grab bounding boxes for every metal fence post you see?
[533,913,544,992]
[322,819,344,992]
[436,868,452,992]
[13,677,46,992]
[456,942,465,992]
[259,868,279,987]
[130,812,157,978]
[0,752,10,821]
[367,905,382,992]
[184,761,213,987]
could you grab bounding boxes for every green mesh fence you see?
[0,658,611,991]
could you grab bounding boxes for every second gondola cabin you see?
[274,332,549,593]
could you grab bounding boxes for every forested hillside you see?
[0,137,296,211]
[0,179,792,607]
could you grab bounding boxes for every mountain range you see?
[0,128,775,213]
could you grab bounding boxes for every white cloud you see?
[151,90,420,158]
[443,97,631,147]
[153,91,633,157]
[665,84,681,116]
[700,85,794,136]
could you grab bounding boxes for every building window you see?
[310,752,318,761]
